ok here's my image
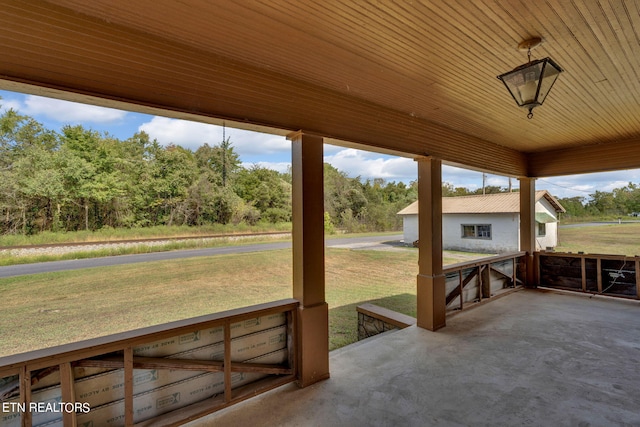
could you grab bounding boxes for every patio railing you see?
[0,299,298,427]
[537,251,640,299]
[443,252,527,313]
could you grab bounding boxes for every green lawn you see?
[557,223,640,256]
[0,223,292,247]
[0,247,419,356]
[1,223,636,357]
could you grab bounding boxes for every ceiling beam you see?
[527,136,640,177]
[0,0,526,177]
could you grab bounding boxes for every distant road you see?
[0,235,403,279]
[559,221,640,228]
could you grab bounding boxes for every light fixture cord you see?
[526,46,534,118]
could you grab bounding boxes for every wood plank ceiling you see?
[0,0,639,177]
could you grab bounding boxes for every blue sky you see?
[1,89,638,199]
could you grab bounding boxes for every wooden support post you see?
[224,321,232,401]
[286,309,296,374]
[20,366,31,427]
[477,267,483,302]
[519,178,536,287]
[597,258,603,293]
[512,257,517,287]
[124,347,134,427]
[288,131,329,387]
[458,270,464,310]
[636,259,640,299]
[481,264,491,298]
[416,157,446,331]
[446,269,479,306]
[60,362,77,427]
[581,257,587,292]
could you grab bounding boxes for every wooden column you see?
[20,366,31,427]
[288,131,330,387]
[581,257,587,292]
[60,362,77,427]
[481,265,491,298]
[636,258,640,299]
[124,347,134,426]
[596,258,603,293]
[416,157,446,331]
[519,177,537,287]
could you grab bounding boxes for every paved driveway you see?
[0,235,404,278]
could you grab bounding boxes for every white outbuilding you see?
[397,191,566,253]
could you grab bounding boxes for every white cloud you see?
[138,117,289,155]
[573,185,594,192]
[601,180,631,192]
[538,170,640,199]
[22,95,127,123]
[442,166,518,192]
[0,98,21,113]
[323,144,347,155]
[139,117,213,150]
[323,148,416,182]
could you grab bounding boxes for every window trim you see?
[461,224,492,240]
[537,221,547,237]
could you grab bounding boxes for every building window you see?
[462,224,492,239]
[537,222,546,236]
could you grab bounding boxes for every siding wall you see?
[401,200,560,253]
[443,213,519,253]
[535,198,559,250]
[402,215,419,244]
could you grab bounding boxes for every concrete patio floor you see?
[188,289,640,427]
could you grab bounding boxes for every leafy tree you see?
[8,103,586,235]
[13,146,65,232]
[558,196,587,218]
[473,185,505,195]
[0,107,59,233]
[235,166,291,223]
[59,125,132,229]
[588,190,618,215]
[323,163,366,230]
[185,175,244,225]
[323,165,417,232]
[140,143,199,226]
[195,137,240,187]
[613,183,640,214]
[442,182,473,197]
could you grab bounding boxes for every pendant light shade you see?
[497,39,563,119]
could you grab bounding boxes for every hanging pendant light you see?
[497,38,563,119]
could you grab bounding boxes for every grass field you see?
[556,223,640,256]
[1,223,638,357]
[0,234,292,266]
[0,247,420,356]
[0,223,292,247]
[0,230,403,267]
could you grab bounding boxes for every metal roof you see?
[397,190,565,215]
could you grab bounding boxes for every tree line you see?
[0,107,416,235]
[558,186,640,218]
[2,105,636,236]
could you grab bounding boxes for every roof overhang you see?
[535,212,558,224]
[0,1,638,178]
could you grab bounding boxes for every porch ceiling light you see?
[497,38,563,119]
